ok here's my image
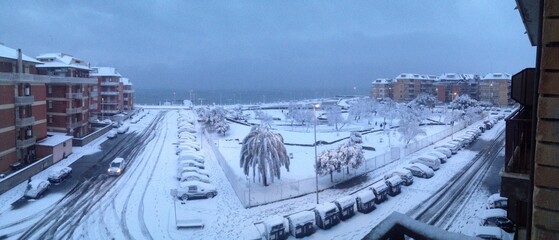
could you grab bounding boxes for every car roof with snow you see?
[355,190,375,202]
[263,215,287,229]
[179,180,215,190]
[405,163,433,173]
[479,209,507,219]
[334,195,355,209]
[371,181,388,191]
[181,171,209,178]
[487,193,507,202]
[314,202,338,216]
[287,210,315,224]
[112,157,125,163]
[48,167,71,178]
[385,175,402,185]
[28,179,49,189]
[475,226,506,237]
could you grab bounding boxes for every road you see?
[407,127,506,229]
[0,111,165,239]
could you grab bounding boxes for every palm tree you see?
[240,126,290,186]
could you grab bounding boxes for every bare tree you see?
[325,105,346,131]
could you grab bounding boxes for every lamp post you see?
[489,83,494,106]
[101,97,104,121]
[313,103,320,204]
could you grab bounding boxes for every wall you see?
[532,0,559,238]
[0,154,53,195]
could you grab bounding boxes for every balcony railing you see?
[16,137,36,149]
[89,103,98,110]
[100,91,119,96]
[15,116,35,127]
[101,101,119,105]
[0,72,96,84]
[14,96,34,106]
[505,108,532,174]
[66,107,83,115]
[101,109,120,114]
[100,81,119,86]
[123,89,135,93]
[65,92,84,99]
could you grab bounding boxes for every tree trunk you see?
[330,171,333,183]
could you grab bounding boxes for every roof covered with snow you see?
[335,195,355,209]
[372,78,393,84]
[263,215,287,229]
[36,135,73,147]
[120,77,132,86]
[36,53,91,70]
[89,67,121,77]
[356,190,375,203]
[287,210,315,224]
[314,202,338,216]
[438,73,463,81]
[371,181,388,192]
[0,44,42,63]
[482,73,511,81]
[385,175,403,186]
[479,209,507,219]
[395,73,429,81]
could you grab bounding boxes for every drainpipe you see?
[17,49,23,75]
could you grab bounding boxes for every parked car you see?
[176,166,210,179]
[286,210,316,238]
[24,179,50,199]
[176,142,200,151]
[178,159,205,169]
[117,125,129,134]
[402,163,434,178]
[479,209,516,233]
[427,151,447,164]
[176,180,217,200]
[435,144,458,154]
[410,155,440,171]
[107,130,118,139]
[177,152,204,164]
[48,167,72,184]
[474,226,512,240]
[449,139,466,149]
[107,157,127,176]
[178,127,196,134]
[179,171,210,183]
[487,193,508,210]
[384,168,413,186]
[433,147,452,159]
[175,146,199,155]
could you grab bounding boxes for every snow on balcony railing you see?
[0,72,96,84]
[15,116,35,127]
[66,107,83,115]
[14,95,34,106]
[16,137,36,149]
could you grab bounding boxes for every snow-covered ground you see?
[0,104,508,240]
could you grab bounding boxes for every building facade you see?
[90,67,122,118]
[36,53,97,137]
[370,78,393,100]
[0,45,47,172]
[434,73,480,103]
[120,77,134,111]
[479,73,511,106]
[392,73,434,102]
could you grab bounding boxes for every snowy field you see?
[0,104,508,239]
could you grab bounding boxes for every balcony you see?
[123,89,135,93]
[65,92,84,99]
[101,109,120,114]
[100,81,119,86]
[101,101,119,105]
[67,121,83,129]
[16,137,36,149]
[89,103,98,110]
[14,95,34,106]
[66,107,83,115]
[15,116,35,127]
[0,72,96,84]
[501,108,532,202]
[100,91,119,96]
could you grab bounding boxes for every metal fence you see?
[207,135,400,208]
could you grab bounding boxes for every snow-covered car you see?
[449,139,465,149]
[178,159,205,169]
[410,155,440,171]
[384,168,413,186]
[349,132,362,144]
[427,151,447,164]
[402,163,434,178]
[435,144,458,154]
[176,180,217,200]
[179,171,210,183]
[107,130,118,139]
[176,166,210,179]
[178,127,196,134]
[48,167,72,184]
[24,179,50,199]
[176,142,200,151]
[111,121,121,128]
[486,193,508,210]
[177,152,204,164]
[479,209,515,233]
[175,146,199,155]
[117,125,129,134]
[433,147,452,158]
[475,226,512,240]
[108,157,127,176]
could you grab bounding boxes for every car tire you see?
[207,192,215,198]
[182,194,189,200]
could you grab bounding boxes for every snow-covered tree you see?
[240,126,290,186]
[199,107,230,135]
[316,149,341,182]
[337,142,364,174]
[450,94,478,110]
[214,120,230,135]
[230,105,249,121]
[408,94,438,111]
[254,110,273,127]
[348,98,373,121]
[398,110,426,146]
[325,105,346,131]
[285,102,313,127]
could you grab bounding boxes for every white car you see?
[384,168,413,186]
[433,147,451,158]
[176,166,210,179]
[175,181,217,200]
[427,151,447,164]
[410,155,440,171]
[402,163,434,178]
[108,157,127,176]
[487,193,508,210]
[178,159,205,169]
[107,130,118,139]
[48,167,72,184]
[175,146,199,155]
[176,142,200,151]
[178,152,204,164]
[475,226,512,240]
[479,209,516,233]
[117,125,129,134]
[24,179,51,199]
[179,172,210,183]
[435,144,458,154]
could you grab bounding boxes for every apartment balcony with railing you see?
[65,92,85,99]
[123,89,135,93]
[100,81,119,86]
[101,109,120,114]
[14,95,34,106]
[66,107,83,115]
[15,116,35,127]
[100,91,119,96]
[89,103,98,110]
[16,137,36,149]
[0,72,96,84]
[67,121,83,129]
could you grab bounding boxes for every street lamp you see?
[489,83,494,106]
[101,97,104,120]
[313,103,320,204]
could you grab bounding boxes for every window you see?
[24,84,31,96]
[48,101,52,109]
[48,85,52,94]
[48,115,53,123]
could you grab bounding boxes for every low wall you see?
[73,124,112,146]
[0,154,53,195]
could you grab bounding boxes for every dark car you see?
[48,167,72,184]
[480,209,516,233]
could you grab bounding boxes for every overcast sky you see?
[0,1,535,91]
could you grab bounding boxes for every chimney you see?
[17,48,23,75]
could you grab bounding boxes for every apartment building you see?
[0,45,47,172]
[370,78,393,100]
[35,53,97,137]
[392,73,435,102]
[479,73,511,106]
[120,77,134,111]
[434,73,480,103]
[90,67,122,118]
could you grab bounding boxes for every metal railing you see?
[100,81,119,86]
[15,116,35,127]
[65,92,84,99]
[0,72,96,84]
[16,137,36,148]
[101,109,120,114]
[14,95,34,106]
[123,89,135,93]
[100,91,119,96]
[66,107,83,114]
[89,103,98,110]
[68,121,83,129]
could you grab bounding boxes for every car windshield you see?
[111,162,121,168]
